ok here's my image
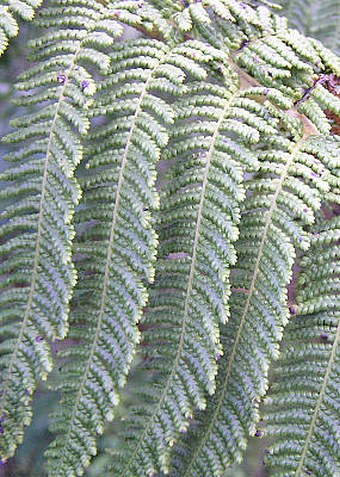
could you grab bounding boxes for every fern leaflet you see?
[277,0,340,54]
[0,0,42,57]
[265,215,340,477]
[44,38,231,477]
[0,0,132,459]
[166,128,339,476]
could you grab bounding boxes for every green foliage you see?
[265,215,340,477]
[45,38,232,477]
[0,0,43,57]
[165,134,338,477]
[0,0,339,476]
[105,65,260,477]
[278,0,340,54]
[0,0,136,460]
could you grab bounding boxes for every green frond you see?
[186,2,340,112]
[264,216,340,477]
[236,28,323,90]
[0,0,132,460]
[166,133,340,477]
[1,0,339,474]
[100,77,312,477]
[0,0,42,57]
[44,38,230,477]
[146,0,280,37]
[277,0,340,54]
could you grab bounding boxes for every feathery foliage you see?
[165,129,340,477]
[44,38,238,477]
[278,0,340,54]
[264,215,340,477]
[105,68,263,477]
[0,0,138,460]
[100,7,340,475]
[0,0,339,475]
[0,0,42,57]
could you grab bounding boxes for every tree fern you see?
[0,0,339,474]
[164,128,339,476]
[264,215,340,477]
[99,8,340,475]
[104,75,265,477]
[102,71,337,477]
[0,0,136,460]
[44,38,236,477]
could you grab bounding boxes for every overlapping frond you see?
[0,0,42,57]
[1,0,339,474]
[277,0,340,54]
[97,10,340,476]
[235,24,340,91]
[100,74,310,477]
[187,0,340,124]
[0,0,134,460]
[265,215,340,477]
[45,38,232,477]
[166,128,340,476]
[233,25,340,135]
[146,0,280,38]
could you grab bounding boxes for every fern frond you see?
[0,0,133,460]
[100,77,310,477]
[166,131,340,477]
[277,0,340,54]
[189,2,340,118]
[0,0,42,57]
[146,0,280,38]
[44,38,230,477]
[232,25,340,135]
[265,216,340,477]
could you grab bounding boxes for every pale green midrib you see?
[119,89,239,476]
[53,53,164,472]
[295,308,340,476]
[0,39,83,424]
[182,138,304,477]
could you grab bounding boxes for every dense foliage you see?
[0,0,339,476]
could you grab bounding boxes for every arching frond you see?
[100,78,310,477]
[45,38,231,477]
[166,132,340,477]
[264,215,340,477]
[0,0,135,460]
[1,0,339,474]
